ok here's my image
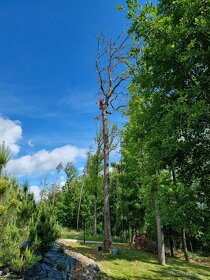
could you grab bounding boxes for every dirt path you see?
[58,238,127,245]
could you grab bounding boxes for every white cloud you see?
[7,145,87,177]
[30,185,41,202]
[0,117,22,155]
[28,140,34,147]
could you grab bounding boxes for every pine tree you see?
[30,203,60,261]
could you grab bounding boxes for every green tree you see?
[0,142,11,178]
[30,203,60,261]
[126,0,210,187]
[64,162,78,188]
[0,176,38,275]
[123,0,210,263]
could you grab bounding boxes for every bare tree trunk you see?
[52,184,57,207]
[52,189,55,207]
[102,105,111,251]
[93,187,97,236]
[172,236,176,251]
[121,221,126,243]
[182,228,190,262]
[169,235,174,257]
[154,194,165,265]
[77,182,84,230]
[189,239,193,253]
[93,154,100,236]
[114,166,119,237]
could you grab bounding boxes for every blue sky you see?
[0,0,157,197]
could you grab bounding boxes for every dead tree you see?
[92,130,103,236]
[96,34,129,251]
[92,121,120,237]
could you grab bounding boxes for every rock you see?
[24,243,101,280]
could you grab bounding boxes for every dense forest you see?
[0,0,209,276]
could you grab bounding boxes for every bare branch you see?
[96,32,130,104]
[96,61,106,95]
[109,76,127,97]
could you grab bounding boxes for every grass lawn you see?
[61,228,84,240]
[63,241,210,280]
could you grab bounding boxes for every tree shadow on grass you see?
[99,264,210,280]
[139,256,210,280]
[65,242,210,280]
[150,266,210,280]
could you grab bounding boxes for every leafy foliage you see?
[122,0,210,261]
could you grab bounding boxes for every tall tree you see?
[96,34,129,251]
[51,162,63,206]
[64,162,78,189]
[126,0,210,188]
[124,0,210,263]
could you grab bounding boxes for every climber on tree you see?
[99,98,105,109]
